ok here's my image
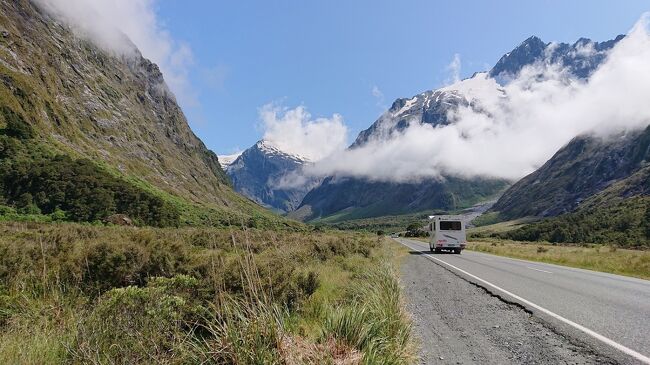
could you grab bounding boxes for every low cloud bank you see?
[299,15,650,183]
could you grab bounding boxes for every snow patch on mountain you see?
[218,152,243,170]
[255,140,311,163]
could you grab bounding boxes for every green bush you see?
[70,275,204,364]
[0,204,15,215]
[494,197,650,247]
[1,107,34,139]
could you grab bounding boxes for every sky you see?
[148,1,650,155]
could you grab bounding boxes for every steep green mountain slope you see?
[0,0,288,227]
[490,127,650,220]
[493,178,650,247]
[486,127,650,246]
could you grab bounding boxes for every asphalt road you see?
[396,237,650,364]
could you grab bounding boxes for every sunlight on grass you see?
[468,239,650,280]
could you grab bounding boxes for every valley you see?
[0,0,649,364]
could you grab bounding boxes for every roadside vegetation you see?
[468,239,650,280]
[478,198,650,248]
[0,222,415,364]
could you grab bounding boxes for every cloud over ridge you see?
[297,15,650,183]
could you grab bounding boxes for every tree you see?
[406,223,421,232]
[645,203,650,240]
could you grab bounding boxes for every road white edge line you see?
[526,266,553,274]
[399,240,650,364]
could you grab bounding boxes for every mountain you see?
[293,176,507,221]
[295,35,624,222]
[489,35,624,81]
[218,152,242,170]
[486,127,650,246]
[355,35,623,148]
[490,127,650,220]
[223,140,319,213]
[0,0,288,227]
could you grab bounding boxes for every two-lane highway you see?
[397,237,650,363]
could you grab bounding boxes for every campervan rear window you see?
[439,221,462,231]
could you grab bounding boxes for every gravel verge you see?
[400,250,620,364]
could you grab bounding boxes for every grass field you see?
[468,217,540,235]
[0,222,415,364]
[468,239,650,280]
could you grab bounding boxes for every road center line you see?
[398,239,650,364]
[526,266,553,274]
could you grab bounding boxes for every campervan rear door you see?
[437,220,464,247]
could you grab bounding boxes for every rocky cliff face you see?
[0,0,235,205]
[0,0,286,226]
[224,140,319,213]
[489,35,623,81]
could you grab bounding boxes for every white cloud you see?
[259,103,348,161]
[445,53,462,84]
[33,0,197,107]
[299,15,650,183]
[371,85,387,110]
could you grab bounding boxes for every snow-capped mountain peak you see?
[218,152,243,170]
[254,139,311,163]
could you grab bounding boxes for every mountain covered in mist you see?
[0,0,290,227]
[294,34,624,222]
[222,140,319,213]
[485,126,650,246]
[490,127,650,220]
[355,35,622,147]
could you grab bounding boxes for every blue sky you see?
[154,0,649,155]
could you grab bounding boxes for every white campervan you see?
[428,215,467,254]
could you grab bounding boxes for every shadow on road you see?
[408,250,455,255]
[408,250,427,255]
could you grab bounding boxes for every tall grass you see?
[0,222,415,364]
[469,239,650,279]
[321,264,415,365]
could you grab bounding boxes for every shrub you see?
[79,241,148,292]
[70,275,204,364]
[0,205,15,215]
[2,107,34,139]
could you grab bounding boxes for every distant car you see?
[427,215,467,254]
